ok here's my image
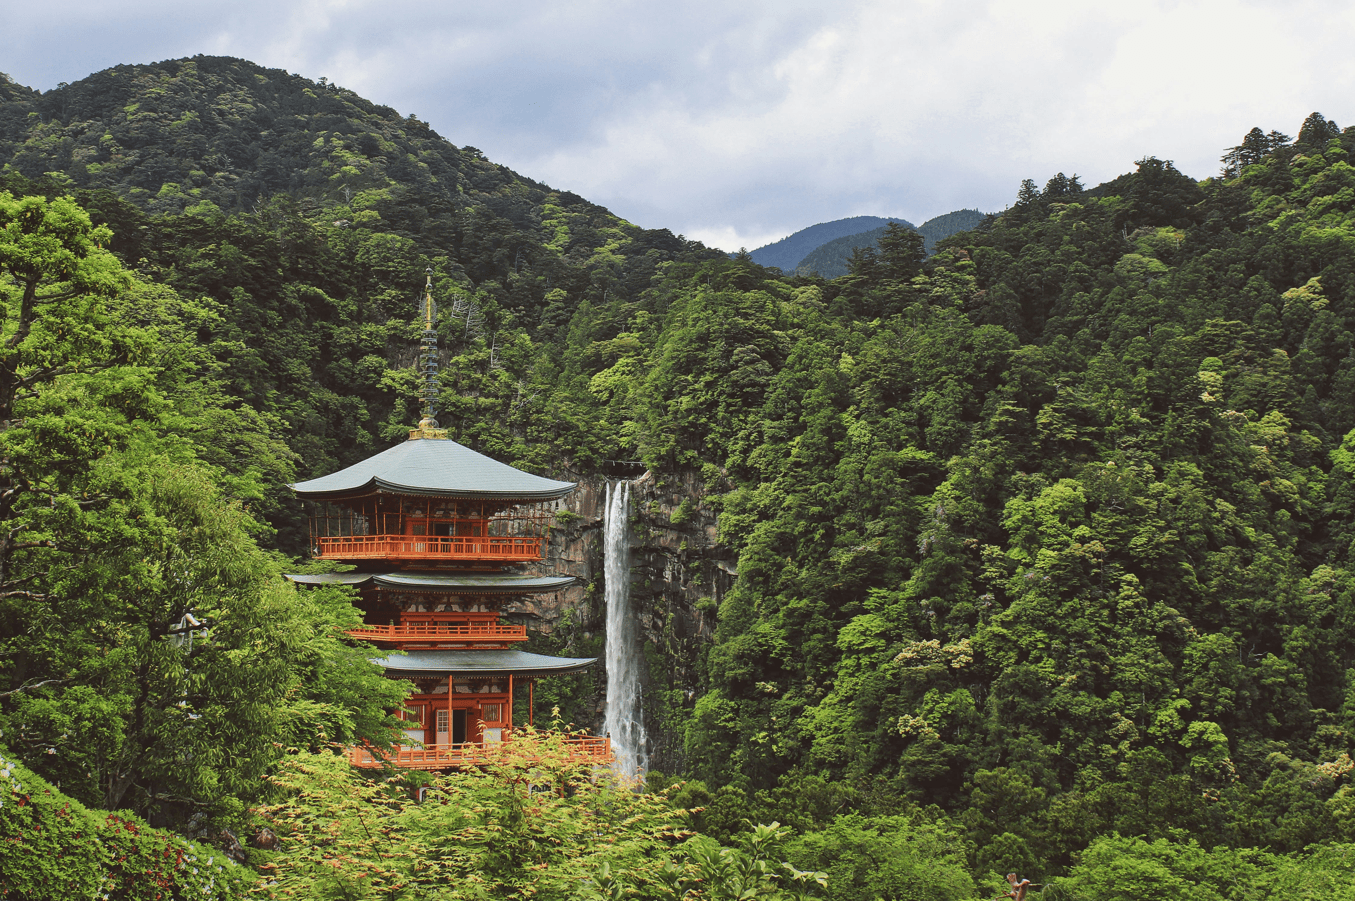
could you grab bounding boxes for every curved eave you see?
[298,477,576,502]
[285,573,372,586]
[285,572,577,595]
[374,573,576,594]
[375,650,596,678]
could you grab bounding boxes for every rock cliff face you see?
[515,469,736,775]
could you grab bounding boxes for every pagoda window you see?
[399,704,427,748]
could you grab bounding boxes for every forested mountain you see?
[5,56,1355,897]
[0,56,721,551]
[0,56,605,223]
[747,215,912,269]
[796,208,989,277]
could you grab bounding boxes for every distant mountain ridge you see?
[794,226,895,278]
[747,216,912,270]
[795,208,988,278]
[915,208,989,247]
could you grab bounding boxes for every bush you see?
[784,813,976,901]
[0,748,252,900]
[1053,835,1355,901]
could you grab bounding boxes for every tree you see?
[1118,157,1203,230]
[1043,173,1084,200]
[1296,111,1341,149]
[876,223,926,282]
[1221,127,1288,176]
[0,194,405,825]
[0,192,131,597]
[845,244,878,278]
[784,814,973,901]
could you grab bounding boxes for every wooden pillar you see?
[528,679,534,726]
[507,674,514,731]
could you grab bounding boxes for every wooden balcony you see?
[346,735,612,770]
[345,622,528,645]
[314,534,545,563]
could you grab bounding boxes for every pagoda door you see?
[435,709,449,747]
[452,709,468,745]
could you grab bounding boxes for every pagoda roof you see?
[290,437,575,501]
[376,649,596,678]
[286,572,576,594]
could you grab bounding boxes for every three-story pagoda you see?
[286,273,606,769]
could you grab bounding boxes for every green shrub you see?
[0,749,252,900]
[784,813,975,901]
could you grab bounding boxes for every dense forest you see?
[3,56,1355,899]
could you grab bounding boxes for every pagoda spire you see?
[412,268,448,440]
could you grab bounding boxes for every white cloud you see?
[685,225,788,253]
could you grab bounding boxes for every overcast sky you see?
[7,0,1355,250]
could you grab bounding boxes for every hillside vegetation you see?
[658,116,1355,874]
[4,57,1355,896]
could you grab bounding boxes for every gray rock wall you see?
[514,469,735,775]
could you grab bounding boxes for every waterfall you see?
[603,481,647,780]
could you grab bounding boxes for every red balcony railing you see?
[315,534,544,562]
[346,735,612,770]
[345,622,528,644]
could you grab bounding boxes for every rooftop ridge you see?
[290,435,575,501]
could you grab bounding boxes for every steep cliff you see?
[514,469,734,775]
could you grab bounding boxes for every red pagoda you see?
[287,272,606,769]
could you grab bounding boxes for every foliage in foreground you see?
[0,748,253,900]
[252,736,684,900]
[250,729,838,901]
[0,190,406,828]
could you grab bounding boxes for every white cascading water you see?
[602,481,648,780]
